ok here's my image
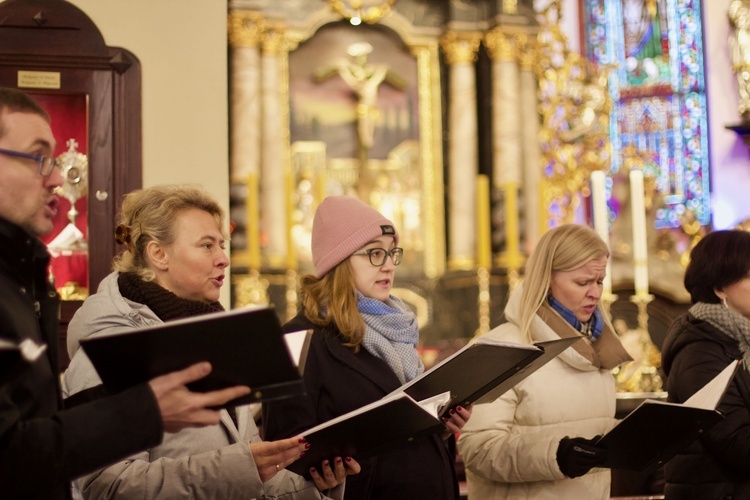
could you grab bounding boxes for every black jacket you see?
[661,312,750,500]
[263,312,459,500]
[0,218,162,499]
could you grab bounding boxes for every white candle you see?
[629,169,649,296]
[590,170,612,296]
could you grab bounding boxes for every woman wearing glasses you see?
[263,196,471,499]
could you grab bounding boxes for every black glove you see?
[556,435,607,478]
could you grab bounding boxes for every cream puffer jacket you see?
[457,284,632,500]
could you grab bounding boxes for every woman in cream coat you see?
[457,224,632,500]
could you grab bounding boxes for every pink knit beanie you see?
[312,196,399,277]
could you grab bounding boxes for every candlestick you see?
[476,175,492,269]
[590,171,612,295]
[285,171,298,270]
[476,267,491,336]
[247,173,261,270]
[286,269,298,322]
[504,181,521,270]
[629,169,649,296]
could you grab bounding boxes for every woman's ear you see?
[145,240,169,271]
[713,287,725,301]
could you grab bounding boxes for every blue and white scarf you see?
[548,294,603,341]
[358,292,424,383]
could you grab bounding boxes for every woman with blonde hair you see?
[63,184,358,499]
[457,223,632,499]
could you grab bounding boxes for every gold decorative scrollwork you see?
[534,0,613,225]
[261,24,288,56]
[228,11,265,48]
[440,31,482,65]
[327,0,396,25]
[484,29,527,63]
[503,0,518,15]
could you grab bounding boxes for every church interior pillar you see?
[518,35,542,253]
[260,25,288,268]
[485,29,523,271]
[441,31,482,270]
[228,11,263,270]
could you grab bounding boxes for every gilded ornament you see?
[326,0,396,25]
[440,31,482,65]
[227,11,265,48]
[261,25,287,56]
[534,0,613,225]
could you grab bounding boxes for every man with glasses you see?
[0,87,251,499]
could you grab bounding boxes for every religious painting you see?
[286,21,445,279]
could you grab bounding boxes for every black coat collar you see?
[286,312,402,395]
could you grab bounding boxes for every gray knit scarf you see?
[358,292,424,384]
[690,302,750,370]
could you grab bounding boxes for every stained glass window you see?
[582,0,710,229]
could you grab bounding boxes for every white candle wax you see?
[590,170,612,296]
[629,169,649,296]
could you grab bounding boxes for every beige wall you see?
[67,0,231,304]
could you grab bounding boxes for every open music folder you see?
[80,306,305,408]
[286,336,580,476]
[596,360,739,473]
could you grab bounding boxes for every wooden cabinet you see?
[0,0,142,369]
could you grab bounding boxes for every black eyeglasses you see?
[351,247,404,266]
[0,148,61,177]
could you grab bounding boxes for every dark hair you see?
[684,230,750,304]
[0,88,50,139]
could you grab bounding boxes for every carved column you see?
[485,29,523,272]
[229,12,263,181]
[441,31,482,270]
[518,35,542,252]
[260,25,287,268]
[228,11,263,270]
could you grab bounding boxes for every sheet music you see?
[684,360,739,410]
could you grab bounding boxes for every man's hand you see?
[250,436,309,483]
[148,362,251,433]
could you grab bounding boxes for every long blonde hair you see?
[299,260,366,349]
[112,185,225,281]
[517,224,609,342]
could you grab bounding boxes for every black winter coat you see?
[263,312,459,500]
[0,218,162,499]
[661,312,750,500]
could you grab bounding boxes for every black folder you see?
[596,400,723,473]
[400,336,581,417]
[80,307,304,407]
[287,392,447,477]
[596,360,738,473]
[286,336,579,476]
